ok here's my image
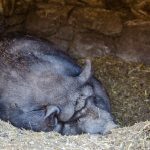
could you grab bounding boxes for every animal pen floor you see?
[0,56,149,150]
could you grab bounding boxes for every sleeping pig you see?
[0,34,117,135]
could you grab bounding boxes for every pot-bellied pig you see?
[0,35,117,135]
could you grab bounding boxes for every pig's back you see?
[0,35,81,76]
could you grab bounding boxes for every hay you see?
[0,120,149,150]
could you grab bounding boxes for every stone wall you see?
[0,0,150,64]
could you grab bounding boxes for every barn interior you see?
[0,0,149,149]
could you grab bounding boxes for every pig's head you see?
[62,97,118,135]
[59,60,118,135]
[29,59,117,134]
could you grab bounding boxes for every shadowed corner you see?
[0,14,5,35]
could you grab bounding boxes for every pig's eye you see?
[93,97,98,105]
[30,105,47,112]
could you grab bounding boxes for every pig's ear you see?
[77,59,92,84]
[44,105,60,119]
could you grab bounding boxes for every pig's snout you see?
[58,103,75,122]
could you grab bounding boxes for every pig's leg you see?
[8,105,62,132]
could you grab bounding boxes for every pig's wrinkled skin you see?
[0,35,117,135]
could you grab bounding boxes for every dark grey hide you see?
[0,35,117,135]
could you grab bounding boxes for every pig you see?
[0,34,117,135]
